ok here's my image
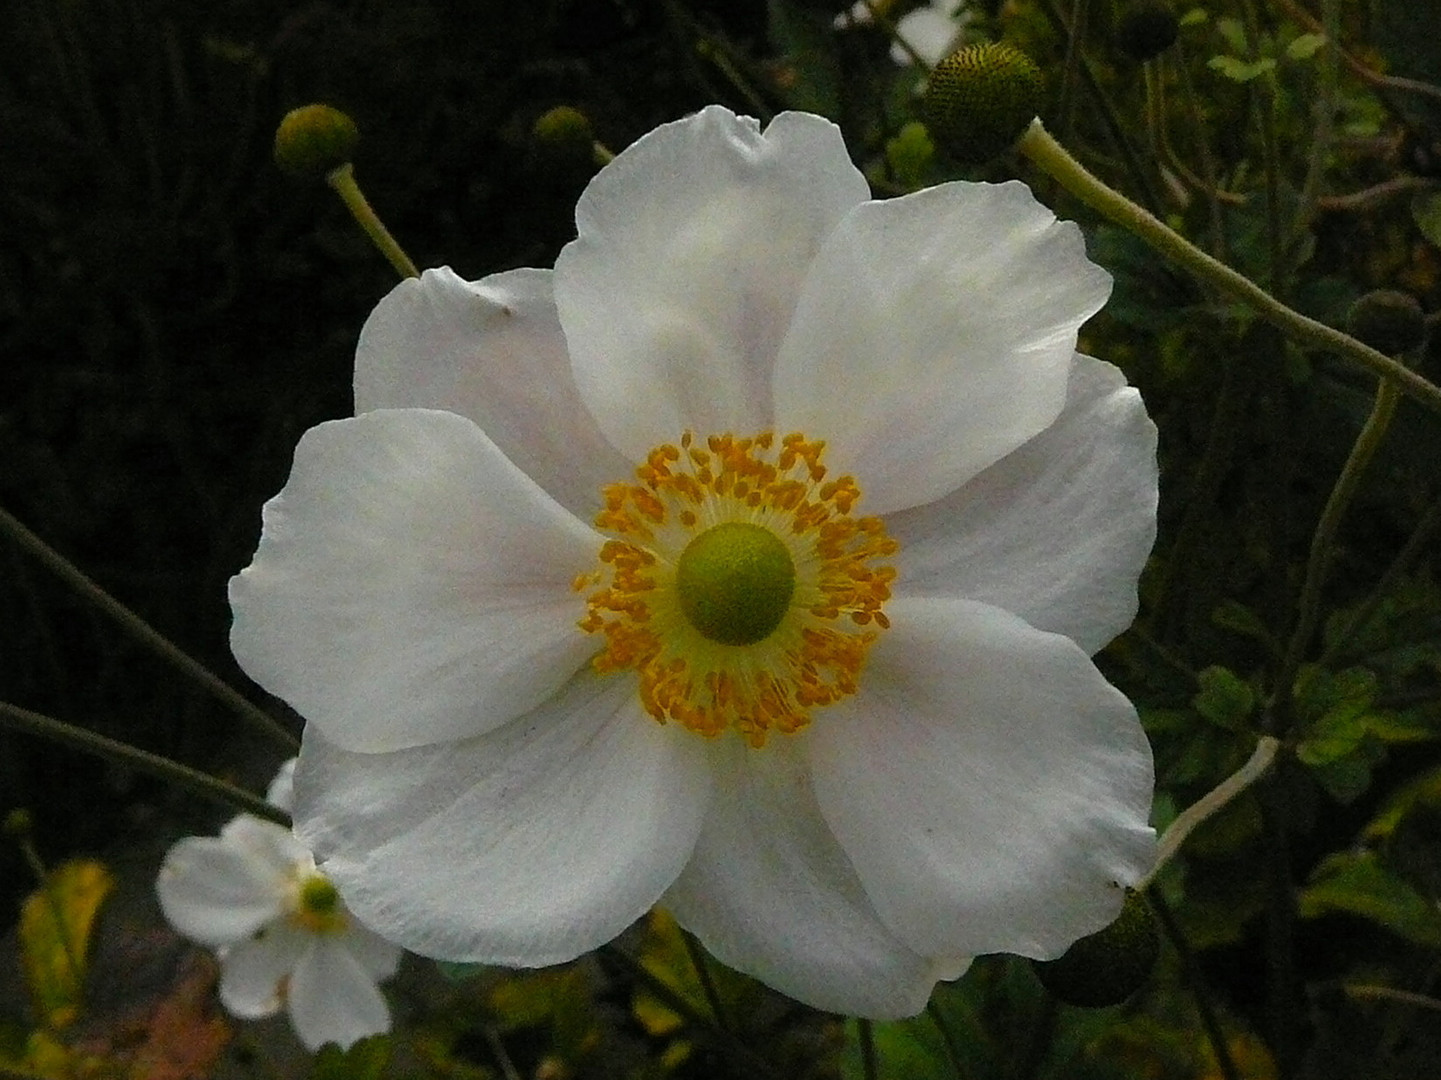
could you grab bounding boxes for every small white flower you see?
[836,0,973,67]
[156,759,402,1050]
[230,106,1157,1018]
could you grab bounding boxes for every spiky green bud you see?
[923,43,1045,165]
[273,104,359,180]
[1116,3,1180,62]
[1032,889,1160,1007]
[1346,290,1427,358]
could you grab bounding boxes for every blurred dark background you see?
[0,0,806,919]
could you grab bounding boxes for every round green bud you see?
[1032,889,1160,1007]
[533,106,594,151]
[1116,3,1180,62]
[923,43,1046,165]
[676,522,796,646]
[3,808,33,838]
[273,104,359,180]
[300,874,341,915]
[1346,290,1426,358]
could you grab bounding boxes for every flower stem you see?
[0,504,298,753]
[0,700,290,827]
[325,162,420,280]
[857,1019,878,1080]
[1015,121,1441,418]
[1272,377,1401,718]
[1140,736,1281,888]
[1148,891,1244,1080]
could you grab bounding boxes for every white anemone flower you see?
[229,105,1157,1018]
[836,0,973,67]
[156,759,403,1049]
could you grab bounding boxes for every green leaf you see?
[19,859,114,1032]
[308,1035,392,1080]
[434,960,489,982]
[885,122,935,191]
[1208,55,1278,81]
[1213,17,1249,54]
[1299,852,1441,946]
[1192,666,1256,731]
[1180,8,1209,27]
[1412,188,1441,250]
[1210,600,1278,652]
[1285,33,1326,61]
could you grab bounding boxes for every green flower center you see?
[293,873,348,934]
[675,521,796,646]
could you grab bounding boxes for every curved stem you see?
[325,162,419,280]
[0,700,290,826]
[1016,122,1441,417]
[1273,377,1401,717]
[0,504,298,752]
[1140,736,1281,888]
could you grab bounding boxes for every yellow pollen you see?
[579,431,898,747]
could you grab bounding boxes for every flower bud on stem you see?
[326,162,420,280]
[1015,121,1441,418]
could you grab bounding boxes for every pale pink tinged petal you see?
[354,267,631,517]
[337,919,404,980]
[662,737,942,1019]
[288,938,391,1050]
[773,181,1112,516]
[887,355,1158,653]
[809,596,1155,960]
[218,923,308,1019]
[292,668,712,967]
[229,408,600,753]
[265,759,297,814]
[555,105,871,459]
[157,835,285,948]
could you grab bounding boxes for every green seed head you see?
[299,874,340,915]
[676,522,796,646]
[273,104,359,180]
[1032,888,1160,1007]
[1346,289,1427,358]
[923,43,1045,165]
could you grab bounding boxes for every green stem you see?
[925,999,966,1078]
[1273,377,1401,718]
[0,700,290,827]
[858,1018,879,1080]
[682,928,731,1030]
[0,504,297,752]
[1015,122,1441,417]
[1148,891,1244,1080]
[325,162,420,280]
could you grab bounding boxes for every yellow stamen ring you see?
[292,873,348,935]
[577,432,897,747]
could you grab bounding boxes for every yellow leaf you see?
[19,859,115,1032]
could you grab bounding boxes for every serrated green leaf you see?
[1308,751,1375,803]
[1192,666,1256,730]
[1214,17,1249,53]
[1285,33,1326,60]
[1208,55,1277,81]
[1299,852,1441,946]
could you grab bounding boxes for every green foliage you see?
[309,1036,393,1080]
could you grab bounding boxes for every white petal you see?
[266,759,298,813]
[555,106,871,460]
[337,918,404,980]
[894,9,961,66]
[662,737,944,1018]
[808,596,1155,960]
[218,922,307,1019]
[887,355,1157,653]
[229,408,600,752]
[288,937,392,1050]
[292,667,712,966]
[354,267,632,517]
[773,181,1112,516]
[157,832,285,948]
